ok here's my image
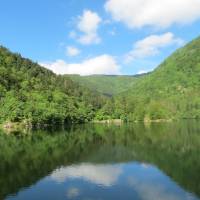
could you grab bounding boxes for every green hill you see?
[113,36,200,121]
[0,46,105,125]
[66,74,145,96]
[1,35,200,124]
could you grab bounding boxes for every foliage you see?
[99,36,200,121]
[1,35,200,123]
[0,46,106,125]
[66,74,144,96]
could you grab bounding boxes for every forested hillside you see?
[67,74,144,96]
[0,46,106,125]
[110,36,200,121]
[1,36,200,125]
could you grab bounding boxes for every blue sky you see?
[1,0,200,75]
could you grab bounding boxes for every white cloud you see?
[127,163,192,200]
[105,0,200,29]
[125,32,184,63]
[40,54,120,76]
[66,187,80,199]
[77,10,102,45]
[51,163,122,186]
[137,70,151,75]
[128,176,186,200]
[66,46,80,57]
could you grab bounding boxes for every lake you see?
[0,121,199,200]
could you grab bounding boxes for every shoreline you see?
[1,118,198,133]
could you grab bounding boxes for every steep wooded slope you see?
[115,36,200,120]
[0,46,105,124]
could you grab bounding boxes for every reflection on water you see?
[49,162,197,200]
[0,121,200,200]
[6,162,199,200]
[51,163,122,187]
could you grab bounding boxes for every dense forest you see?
[1,36,200,125]
[113,36,200,121]
[66,74,146,96]
[70,36,200,121]
[0,46,106,125]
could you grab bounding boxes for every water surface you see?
[0,121,199,200]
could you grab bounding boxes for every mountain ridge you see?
[1,35,200,124]
[112,36,200,121]
[66,73,149,96]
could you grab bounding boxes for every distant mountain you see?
[115,36,200,121]
[66,74,147,96]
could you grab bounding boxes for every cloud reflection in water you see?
[51,163,122,187]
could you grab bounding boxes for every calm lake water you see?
[0,121,200,200]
